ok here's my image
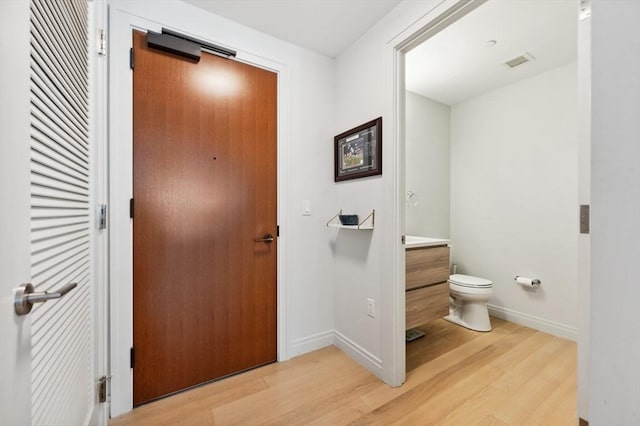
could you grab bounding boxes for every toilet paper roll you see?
[515,276,541,287]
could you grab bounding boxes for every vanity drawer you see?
[406,246,450,290]
[406,282,449,329]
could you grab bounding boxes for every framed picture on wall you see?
[334,117,382,182]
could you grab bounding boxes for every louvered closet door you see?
[29,0,96,424]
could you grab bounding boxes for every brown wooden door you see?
[132,30,277,405]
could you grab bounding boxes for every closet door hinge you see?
[97,29,107,56]
[129,198,134,219]
[580,0,591,21]
[130,47,135,70]
[130,347,135,369]
[98,204,107,230]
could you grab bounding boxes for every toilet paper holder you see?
[514,275,541,287]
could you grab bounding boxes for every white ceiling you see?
[183,0,577,105]
[406,0,578,106]
[182,0,402,58]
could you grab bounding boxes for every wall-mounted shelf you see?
[326,209,375,230]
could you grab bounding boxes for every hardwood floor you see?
[110,318,576,425]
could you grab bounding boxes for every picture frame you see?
[334,117,382,182]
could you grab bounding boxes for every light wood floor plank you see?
[431,330,558,426]
[476,414,511,426]
[353,322,542,425]
[520,368,577,425]
[491,336,571,393]
[389,366,505,425]
[212,351,373,425]
[435,383,510,426]
[305,399,372,426]
[492,341,577,425]
[109,318,577,426]
[360,319,531,410]
[406,317,524,372]
[109,378,267,425]
[264,378,379,425]
[383,327,564,425]
[261,346,351,389]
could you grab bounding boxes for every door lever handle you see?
[254,234,275,243]
[14,282,78,316]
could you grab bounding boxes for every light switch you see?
[302,200,311,216]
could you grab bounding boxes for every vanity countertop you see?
[405,235,450,249]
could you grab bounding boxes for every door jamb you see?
[108,9,290,417]
[89,1,109,424]
[382,0,487,386]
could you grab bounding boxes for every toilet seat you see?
[449,274,492,288]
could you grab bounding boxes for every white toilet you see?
[444,274,493,332]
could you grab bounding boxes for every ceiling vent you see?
[503,52,536,69]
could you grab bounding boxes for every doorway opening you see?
[396,0,580,375]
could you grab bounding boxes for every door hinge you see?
[277,225,280,237]
[98,204,107,229]
[129,198,134,219]
[580,204,590,234]
[97,29,107,56]
[130,347,135,369]
[401,235,406,244]
[580,0,591,21]
[129,47,134,70]
[98,376,107,403]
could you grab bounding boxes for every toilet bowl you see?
[444,274,493,332]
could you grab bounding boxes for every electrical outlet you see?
[367,298,375,318]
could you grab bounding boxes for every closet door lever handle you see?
[14,282,78,316]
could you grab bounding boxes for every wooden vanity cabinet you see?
[405,245,450,329]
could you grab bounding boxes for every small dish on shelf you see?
[326,209,375,230]
[338,215,359,226]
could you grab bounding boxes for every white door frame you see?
[381,0,489,386]
[576,8,591,421]
[0,1,33,423]
[89,2,110,425]
[108,5,291,417]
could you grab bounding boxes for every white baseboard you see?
[288,330,384,380]
[334,330,383,378]
[488,304,578,342]
[288,330,335,358]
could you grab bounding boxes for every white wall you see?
[108,0,336,414]
[333,0,468,379]
[589,1,640,423]
[405,91,450,239]
[450,63,579,339]
[280,34,336,356]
